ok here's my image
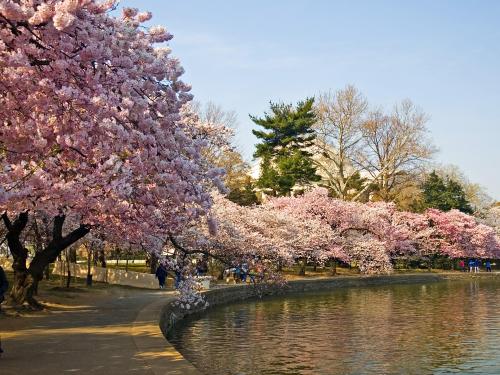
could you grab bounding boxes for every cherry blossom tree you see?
[271,189,403,273]
[271,188,500,273]
[482,206,500,236]
[0,1,222,306]
[418,209,500,260]
[148,193,500,307]
[169,193,335,278]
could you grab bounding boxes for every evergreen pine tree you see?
[251,98,320,196]
[421,171,473,213]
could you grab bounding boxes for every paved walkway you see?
[0,286,200,374]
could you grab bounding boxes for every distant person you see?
[475,259,480,273]
[196,257,208,277]
[233,265,242,283]
[468,259,475,273]
[0,265,8,308]
[0,265,7,357]
[155,264,167,289]
[486,260,492,272]
[241,262,249,283]
[459,260,465,272]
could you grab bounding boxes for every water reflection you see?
[169,279,500,375]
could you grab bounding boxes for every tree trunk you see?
[149,253,158,274]
[330,260,337,276]
[66,249,72,289]
[86,246,92,286]
[1,212,36,306]
[4,214,90,307]
[277,260,283,272]
[298,258,306,276]
[28,217,90,295]
[68,247,77,263]
[115,248,119,269]
[11,272,40,308]
[98,247,106,268]
[66,268,71,288]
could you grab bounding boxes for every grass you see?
[106,263,150,273]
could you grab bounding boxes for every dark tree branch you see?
[168,234,230,266]
[29,222,91,278]
[339,226,381,240]
[53,215,65,241]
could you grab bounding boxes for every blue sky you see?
[123,0,500,200]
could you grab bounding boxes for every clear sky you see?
[123,0,500,200]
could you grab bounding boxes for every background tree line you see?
[213,85,494,215]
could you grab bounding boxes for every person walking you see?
[241,262,249,283]
[486,260,492,272]
[0,265,8,309]
[233,264,241,283]
[0,265,8,358]
[474,259,480,273]
[459,260,465,272]
[155,264,167,289]
[468,259,475,273]
[196,257,208,277]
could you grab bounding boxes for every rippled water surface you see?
[168,278,500,374]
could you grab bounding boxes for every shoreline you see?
[2,272,498,374]
[156,272,500,374]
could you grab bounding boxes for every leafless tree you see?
[192,101,238,129]
[356,100,436,201]
[313,85,368,199]
[191,101,257,204]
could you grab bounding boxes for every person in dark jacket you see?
[0,265,7,356]
[155,264,167,289]
[486,260,492,272]
[0,265,8,306]
[468,259,475,273]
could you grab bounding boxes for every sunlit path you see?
[0,287,189,374]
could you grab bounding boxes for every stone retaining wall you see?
[1,257,161,289]
[52,261,159,289]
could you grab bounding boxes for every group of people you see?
[459,259,493,273]
[225,261,265,284]
[155,257,209,289]
[154,264,183,289]
[232,262,250,283]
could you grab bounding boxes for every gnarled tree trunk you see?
[28,216,90,300]
[2,213,90,308]
[1,212,37,306]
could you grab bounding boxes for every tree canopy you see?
[0,1,222,305]
[251,98,320,196]
[421,172,473,214]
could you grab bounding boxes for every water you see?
[168,279,500,375]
